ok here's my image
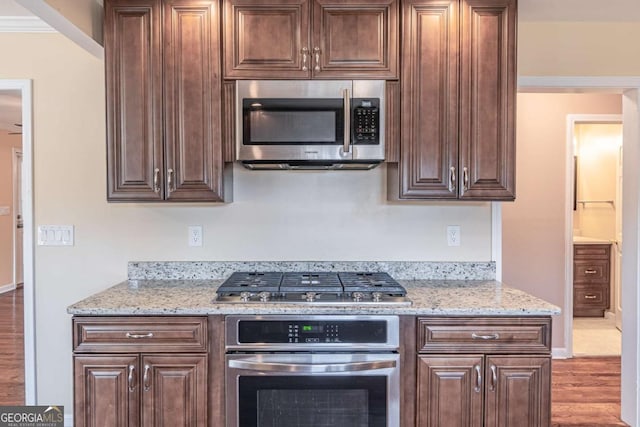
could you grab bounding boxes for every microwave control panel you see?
[352,99,380,144]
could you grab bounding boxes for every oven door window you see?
[239,376,386,427]
[242,98,344,145]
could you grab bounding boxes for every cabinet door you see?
[484,356,551,427]
[417,356,483,427]
[459,0,516,200]
[163,0,226,201]
[312,0,398,78]
[223,0,311,78]
[141,354,207,427]
[397,0,459,199]
[105,0,164,201]
[74,355,140,427]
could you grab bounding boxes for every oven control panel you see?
[236,320,387,344]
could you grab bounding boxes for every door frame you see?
[0,79,35,405]
[518,76,640,427]
[565,114,623,357]
[12,148,22,288]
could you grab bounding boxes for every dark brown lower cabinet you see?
[74,354,207,427]
[415,317,552,427]
[72,316,209,427]
[417,355,551,427]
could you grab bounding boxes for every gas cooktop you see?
[215,272,411,306]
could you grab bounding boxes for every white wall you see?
[0,32,493,411]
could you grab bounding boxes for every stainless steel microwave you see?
[236,80,385,170]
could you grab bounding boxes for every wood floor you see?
[0,286,24,405]
[552,356,628,426]
[0,290,630,425]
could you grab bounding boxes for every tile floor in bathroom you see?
[573,315,621,356]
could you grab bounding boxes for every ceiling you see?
[0,1,32,17]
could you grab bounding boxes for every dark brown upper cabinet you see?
[105,0,230,202]
[223,0,398,79]
[389,0,516,201]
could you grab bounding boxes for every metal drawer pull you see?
[489,365,497,392]
[449,166,456,192]
[127,365,136,392]
[313,47,321,71]
[462,167,469,192]
[474,364,482,392]
[125,332,154,339]
[167,168,174,192]
[301,47,309,71]
[584,294,598,299]
[584,269,598,274]
[153,168,160,193]
[471,333,500,340]
[143,364,151,391]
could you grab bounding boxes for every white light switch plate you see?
[0,206,10,216]
[38,225,74,246]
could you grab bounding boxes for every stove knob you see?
[258,291,271,302]
[305,292,317,302]
[240,291,252,302]
[352,292,365,302]
[372,292,383,302]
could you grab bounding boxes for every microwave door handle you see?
[343,88,351,154]
[228,359,395,373]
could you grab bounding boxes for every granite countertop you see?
[573,236,614,245]
[67,279,560,316]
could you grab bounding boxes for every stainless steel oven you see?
[225,315,400,427]
[236,80,385,170]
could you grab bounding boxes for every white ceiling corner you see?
[0,0,55,33]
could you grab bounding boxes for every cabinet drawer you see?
[574,259,609,283]
[574,244,610,259]
[574,286,608,308]
[417,317,551,354]
[73,316,208,353]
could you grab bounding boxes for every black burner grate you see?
[216,272,283,294]
[339,272,406,295]
[280,272,343,293]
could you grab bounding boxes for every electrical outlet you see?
[188,226,203,247]
[447,225,461,247]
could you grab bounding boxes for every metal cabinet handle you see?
[313,47,321,71]
[343,88,351,154]
[153,168,160,193]
[143,364,151,391]
[301,47,309,71]
[125,332,154,339]
[462,166,469,192]
[474,364,482,392]
[449,166,456,192]
[584,294,598,300]
[471,333,500,340]
[489,365,497,391]
[127,365,136,392]
[584,269,598,274]
[167,168,174,192]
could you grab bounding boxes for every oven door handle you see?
[228,359,396,373]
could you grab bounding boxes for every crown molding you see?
[0,16,55,33]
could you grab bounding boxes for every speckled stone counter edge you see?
[127,261,496,281]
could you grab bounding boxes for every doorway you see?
[0,80,34,405]
[569,116,623,357]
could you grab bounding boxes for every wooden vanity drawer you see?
[417,317,551,354]
[574,285,609,317]
[574,259,609,283]
[574,245,610,259]
[73,316,208,353]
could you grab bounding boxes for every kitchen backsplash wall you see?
[128,261,496,281]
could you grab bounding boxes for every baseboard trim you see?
[552,347,571,359]
[0,283,15,294]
